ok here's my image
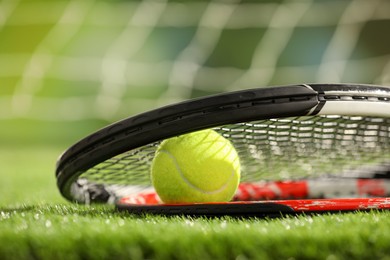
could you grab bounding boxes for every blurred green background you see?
[1,0,390,203]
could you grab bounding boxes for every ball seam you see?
[158,149,236,195]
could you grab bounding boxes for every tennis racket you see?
[56,84,390,216]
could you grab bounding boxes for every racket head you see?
[55,83,390,215]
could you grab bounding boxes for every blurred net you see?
[1,0,390,124]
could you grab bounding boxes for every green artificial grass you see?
[1,146,390,260]
[1,205,390,260]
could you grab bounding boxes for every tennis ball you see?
[151,129,240,204]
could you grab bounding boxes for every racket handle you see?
[234,179,390,201]
[277,198,390,212]
[117,179,390,205]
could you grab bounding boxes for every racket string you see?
[76,115,390,201]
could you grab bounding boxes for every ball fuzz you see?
[151,129,240,204]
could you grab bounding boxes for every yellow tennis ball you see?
[151,129,240,204]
